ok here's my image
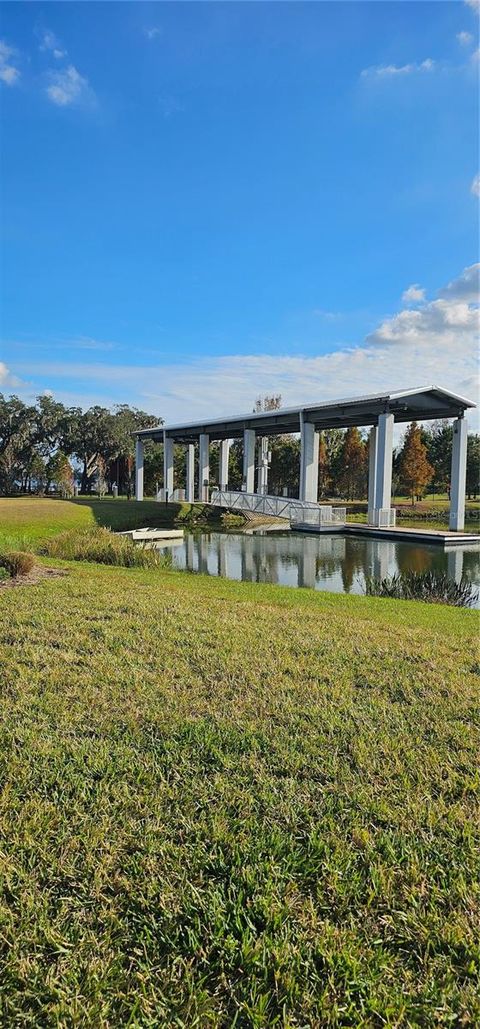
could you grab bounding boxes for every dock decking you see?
[291,522,480,547]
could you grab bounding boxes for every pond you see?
[156,530,480,599]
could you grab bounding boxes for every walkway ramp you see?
[210,488,346,526]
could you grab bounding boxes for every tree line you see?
[1,392,478,502]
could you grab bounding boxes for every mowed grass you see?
[0,497,211,550]
[0,552,479,1027]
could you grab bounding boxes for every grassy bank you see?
[0,555,478,1026]
[0,496,218,550]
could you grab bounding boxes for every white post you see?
[367,427,377,524]
[163,434,174,499]
[257,437,270,494]
[219,439,231,490]
[243,429,255,492]
[135,438,144,501]
[199,433,210,501]
[449,417,467,531]
[374,413,394,514]
[300,418,319,503]
[186,444,195,502]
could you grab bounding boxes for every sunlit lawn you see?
[0,498,478,1025]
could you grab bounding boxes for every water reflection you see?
[157,531,480,600]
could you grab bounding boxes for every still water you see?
[157,530,480,598]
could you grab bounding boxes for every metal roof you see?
[134,385,476,443]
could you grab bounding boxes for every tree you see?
[253,394,282,413]
[466,434,480,499]
[109,405,160,493]
[399,422,434,505]
[47,452,74,497]
[269,436,300,496]
[68,407,117,493]
[423,421,452,495]
[318,432,329,497]
[324,428,348,498]
[0,394,37,494]
[336,428,367,500]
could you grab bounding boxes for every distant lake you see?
[156,530,480,601]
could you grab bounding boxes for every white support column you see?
[163,434,174,498]
[199,433,210,501]
[243,429,255,492]
[257,437,270,495]
[367,427,377,525]
[219,439,231,490]
[449,417,467,531]
[135,438,144,501]
[300,418,319,503]
[186,444,195,502]
[374,413,394,514]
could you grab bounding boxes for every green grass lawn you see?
[0,496,216,550]
[0,500,479,1026]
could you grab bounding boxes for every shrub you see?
[221,512,246,528]
[365,570,478,608]
[42,527,172,569]
[0,551,36,578]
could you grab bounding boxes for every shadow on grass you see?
[69,498,219,531]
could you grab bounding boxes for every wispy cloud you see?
[0,39,20,86]
[312,309,342,321]
[145,27,161,40]
[402,285,426,305]
[5,265,479,428]
[471,173,480,197]
[46,64,93,107]
[39,29,67,59]
[158,95,184,118]
[457,30,474,46]
[0,361,23,388]
[465,0,480,12]
[361,58,435,79]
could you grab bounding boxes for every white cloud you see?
[39,29,67,58]
[465,0,479,12]
[46,64,91,107]
[457,30,474,45]
[471,173,480,197]
[0,40,20,86]
[402,284,425,305]
[0,362,23,388]
[145,27,161,40]
[361,58,435,79]
[438,263,480,302]
[4,265,478,428]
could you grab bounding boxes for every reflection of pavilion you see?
[178,530,479,597]
[447,548,464,583]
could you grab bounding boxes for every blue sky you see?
[1,1,479,424]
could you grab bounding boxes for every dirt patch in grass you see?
[0,564,68,589]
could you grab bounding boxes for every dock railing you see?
[290,505,347,528]
[210,488,346,526]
